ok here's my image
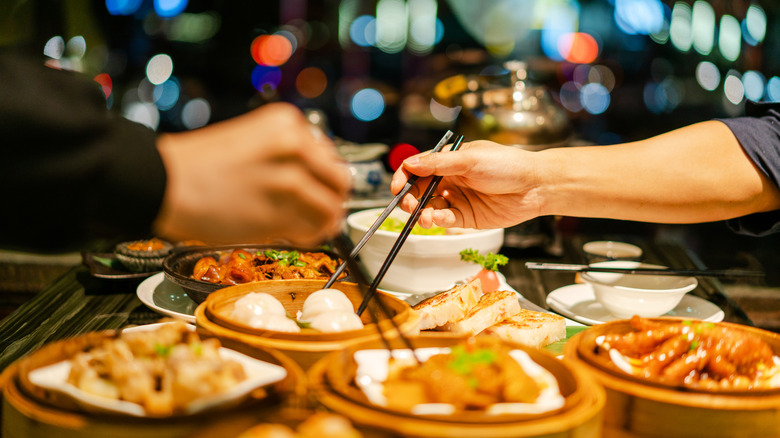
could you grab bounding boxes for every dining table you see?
[0,228,756,375]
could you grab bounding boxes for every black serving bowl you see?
[162,244,347,304]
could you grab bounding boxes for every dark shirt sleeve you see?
[718,101,780,236]
[0,50,166,252]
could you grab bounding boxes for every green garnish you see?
[263,250,304,267]
[190,342,203,356]
[459,249,508,272]
[238,252,247,260]
[447,345,497,376]
[690,340,699,350]
[154,344,172,357]
[682,320,692,326]
[379,217,447,235]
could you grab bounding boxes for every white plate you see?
[546,283,725,326]
[354,347,564,416]
[27,322,288,417]
[137,272,197,323]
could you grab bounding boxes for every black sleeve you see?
[0,50,166,252]
[717,101,780,236]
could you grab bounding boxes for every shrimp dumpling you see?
[251,313,301,333]
[299,289,355,322]
[309,310,364,333]
[230,292,287,326]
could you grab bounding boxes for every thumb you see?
[402,149,464,178]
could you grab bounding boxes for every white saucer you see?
[546,283,725,326]
[136,272,197,323]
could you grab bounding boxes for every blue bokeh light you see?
[767,77,780,102]
[350,15,375,47]
[580,83,610,114]
[153,77,180,111]
[251,65,282,92]
[614,0,664,35]
[350,88,385,122]
[742,70,765,102]
[106,0,143,15]
[154,0,188,18]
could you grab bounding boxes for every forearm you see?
[538,121,780,223]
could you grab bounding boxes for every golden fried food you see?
[191,249,344,285]
[599,316,780,390]
[67,321,247,416]
[382,337,544,411]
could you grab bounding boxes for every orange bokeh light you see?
[93,73,113,98]
[559,32,599,64]
[296,67,327,98]
[250,34,293,66]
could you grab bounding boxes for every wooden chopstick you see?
[356,135,466,316]
[331,234,420,364]
[322,130,454,289]
[524,262,764,278]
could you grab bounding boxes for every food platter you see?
[136,272,197,323]
[546,283,724,325]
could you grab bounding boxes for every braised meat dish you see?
[191,249,344,285]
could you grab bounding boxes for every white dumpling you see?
[299,289,355,322]
[249,313,301,333]
[230,292,287,325]
[309,310,364,333]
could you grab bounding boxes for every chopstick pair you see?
[525,262,764,278]
[330,234,420,363]
[356,134,466,316]
[322,130,454,290]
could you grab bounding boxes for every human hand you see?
[153,102,351,246]
[390,140,542,229]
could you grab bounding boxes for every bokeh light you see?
[691,1,715,55]
[669,2,692,52]
[376,0,407,54]
[767,77,780,103]
[723,72,745,105]
[559,81,583,112]
[105,0,143,16]
[296,67,328,99]
[429,98,460,122]
[349,15,376,47]
[351,88,385,121]
[154,0,187,18]
[251,65,282,92]
[43,36,65,59]
[589,65,616,92]
[250,35,293,66]
[614,0,664,35]
[181,98,211,129]
[580,82,610,114]
[743,4,766,46]
[742,70,765,102]
[541,3,578,61]
[695,61,720,91]
[93,73,113,99]
[558,32,599,64]
[719,15,741,62]
[66,36,87,59]
[408,0,438,55]
[123,102,160,130]
[152,77,180,111]
[146,54,173,85]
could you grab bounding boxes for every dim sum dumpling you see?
[308,310,364,333]
[248,313,301,333]
[299,289,355,322]
[230,292,287,325]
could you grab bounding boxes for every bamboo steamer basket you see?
[195,279,421,370]
[308,336,605,437]
[0,327,307,438]
[563,317,780,438]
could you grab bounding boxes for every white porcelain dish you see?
[353,347,564,416]
[346,207,504,294]
[582,240,643,262]
[581,261,698,319]
[27,323,287,417]
[546,283,724,326]
[137,272,197,323]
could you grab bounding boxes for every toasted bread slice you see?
[413,278,484,330]
[442,290,521,335]
[482,309,566,349]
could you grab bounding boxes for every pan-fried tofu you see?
[441,290,521,335]
[412,278,484,330]
[482,309,566,349]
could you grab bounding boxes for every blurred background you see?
[2,0,780,321]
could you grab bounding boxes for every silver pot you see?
[435,61,571,150]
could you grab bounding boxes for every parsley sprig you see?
[459,248,508,272]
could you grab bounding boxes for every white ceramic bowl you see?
[582,240,643,263]
[346,208,504,294]
[581,261,698,319]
